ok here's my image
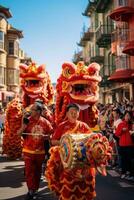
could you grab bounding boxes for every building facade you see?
[0,6,24,106]
[73,0,134,104]
[109,0,134,102]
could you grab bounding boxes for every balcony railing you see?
[111,28,131,42]
[114,0,129,7]
[96,25,114,47]
[90,46,104,63]
[82,28,94,41]
[78,26,95,47]
[115,55,130,70]
[111,28,134,55]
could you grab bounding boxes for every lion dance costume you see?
[45,62,113,200]
[55,61,101,127]
[2,62,54,159]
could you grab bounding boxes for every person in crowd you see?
[115,111,134,180]
[112,108,122,169]
[132,106,134,118]
[98,108,108,136]
[0,106,5,134]
[18,102,53,200]
[0,106,5,148]
[46,103,97,200]
[130,122,134,142]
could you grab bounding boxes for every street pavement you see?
[95,169,134,200]
[0,156,57,200]
[0,155,134,200]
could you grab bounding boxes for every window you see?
[118,0,127,6]
[0,31,4,49]
[115,0,127,7]
[8,40,19,56]
[115,55,130,70]
[0,66,5,85]
[7,69,19,85]
[14,41,19,56]
[8,41,14,55]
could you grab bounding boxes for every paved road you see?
[0,156,134,200]
[95,170,134,200]
[0,156,57,200]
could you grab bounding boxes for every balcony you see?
[90,45,104,63]
[90,50,104,63]
[121,29,134,55]
[122,40,134,56]
[82,28,94,41]
[108,56,134,81]
[111,28,134,56]
[109,68,134,81]
[96,25,114,48]
[96,0,112,13]
[78,27,94,47]
[111,28,129,55]
[109,0,134,21]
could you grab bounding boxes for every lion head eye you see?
[62,62,76,78]
[87,62,100,76]
[88,67,96,76]
[62,67,73,78]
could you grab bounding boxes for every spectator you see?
[115,111,134,179]
[112,108,122,169]
[0,107,5,134]
[98,108,108,136]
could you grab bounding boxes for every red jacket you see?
[23,116,53,154]
[115,120,134,146]
[52,120,91,140]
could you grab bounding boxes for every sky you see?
[0,0,89,83]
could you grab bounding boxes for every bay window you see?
[0,31,4,49]
[7,68,19,85]
[0,66,5,85]
[8,40,19,56]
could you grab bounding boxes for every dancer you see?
[18,102,53,200]
[46,103,96,200]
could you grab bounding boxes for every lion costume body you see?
[2,62,54,159]
[45,62,112,200]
